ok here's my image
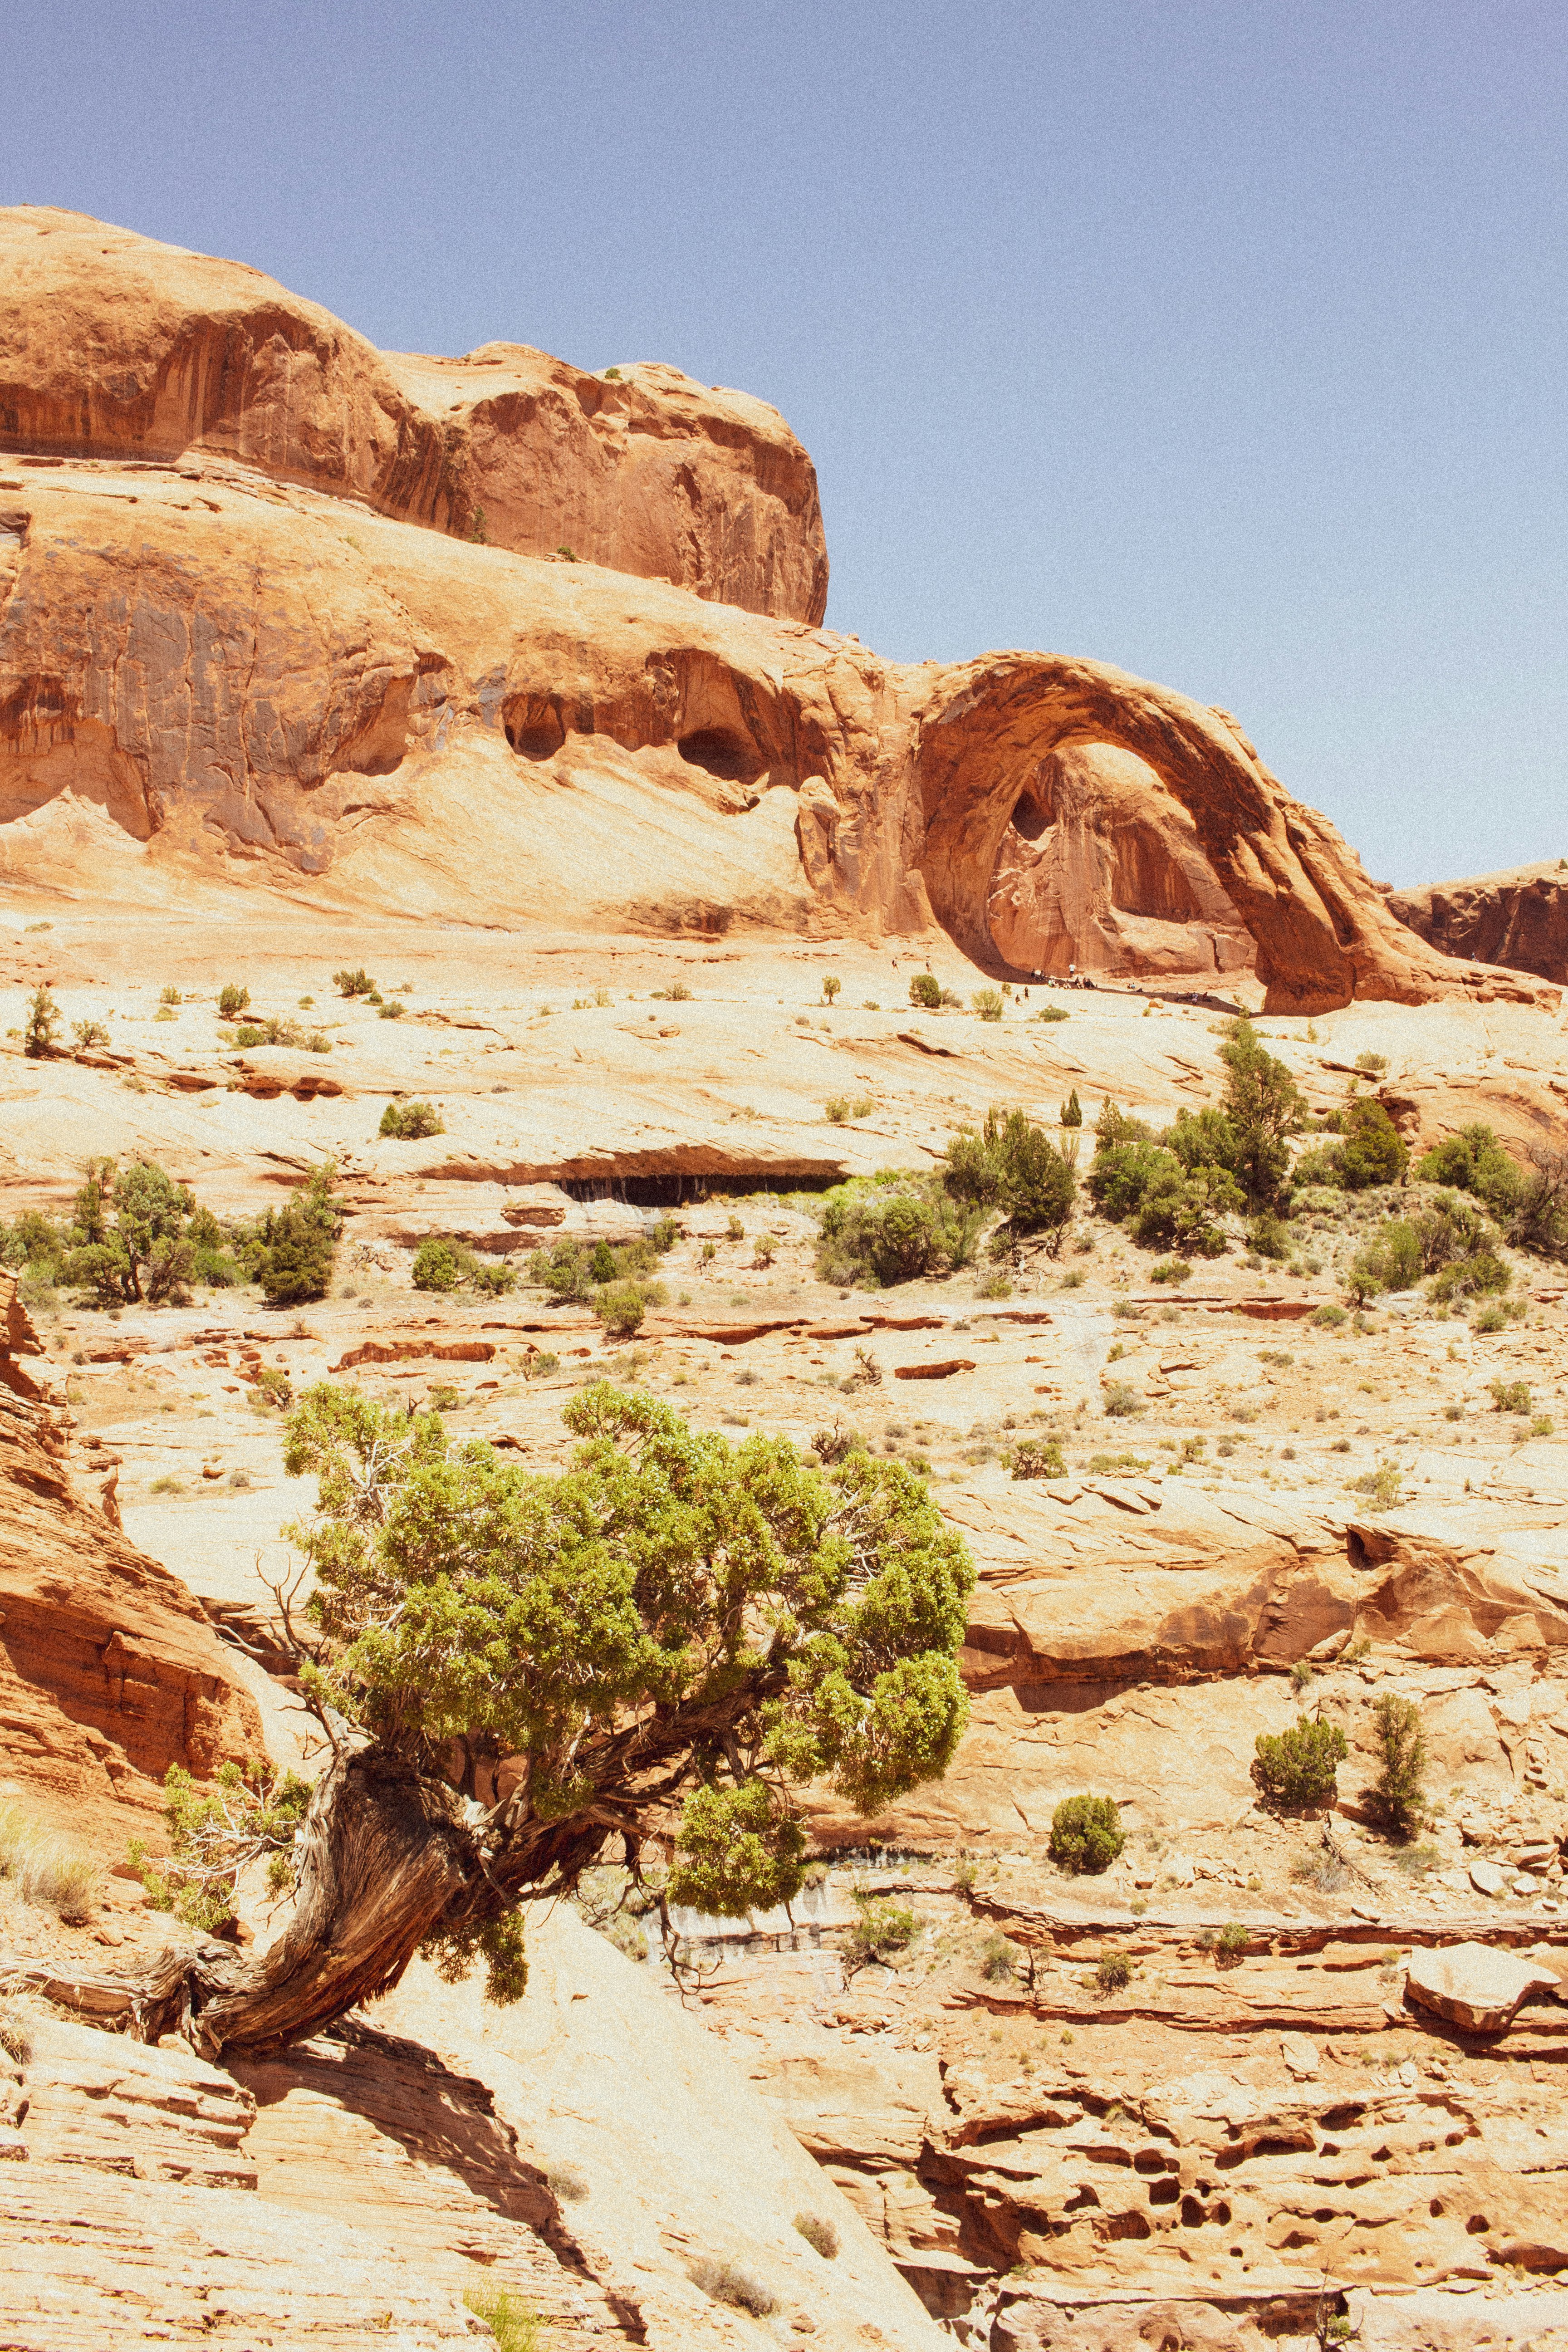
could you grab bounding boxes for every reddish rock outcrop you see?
[0,1277,265,1836]
[0,464,1550,1016]
[0,207,827,623]
[1389,860,1568,986]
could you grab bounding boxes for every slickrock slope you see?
[0,1272,265,1840]
[1391,860,1568,987]
[0,206,828,622]
[0,463,1548,1011]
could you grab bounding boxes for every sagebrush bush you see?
[332,966,376,998]
[844,1892,921,1970]
[689,2257,778,2318]
[1011,1436,1066,1480]
[216,982,250,1018]
[907,973,943,1009]
[380,1099,444,1139]
[979,1931,1020,1981]
[816,1174,979,1288]
[1252,1714,1347,1808]
[794,2212,839,2259]
[1049,1794,1124,1875]
[1095,1949,1132,1994]
[412,1236,516,1297]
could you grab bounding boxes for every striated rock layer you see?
[0,461,1548,1016]
[1390,859,1568,987]
[0,206,828,623]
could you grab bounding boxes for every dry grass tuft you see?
[0,1802,101,1922]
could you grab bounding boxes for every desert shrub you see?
[689,2258,779,2318]
[1049,1794,1124,1875]
[1367,1692,1426,1834]
[129,1761,313,1932]
[944,1107,1076,1249]
[1490,1378,1531,1415]
[594,1282,651,1337]
[1350,1459,1404,1509]
[1095,1099,1152,1149]
[1215,1922,1249,1962]
[1218,1016,1305,1205]
[1312,1303,1348,1328]
[412,1239,462,1292]
[1086,1139,1178,1220]
[1095,1949,1132,1994]
[1252,1714,1347,1808]
[1060,1089,1083,1127]
[1011,1436,1067,1480]
[377,999,405,1019]
[0,1801,101,1921]
[380,1099,444,1140]
[71,1017,109,1049]
[1248,1210,1291,1259]
[1416,1123,1521,1217]
[794,2212,839,2259]
[62,1159,209,1308]
[972,987,1004,1021]
[1132,1162,1242,1254]
[907,973,943,1009]
[844,1892,921,1970]
[816,1174,980,1288]
[1036,1004,1069,1023]
[23,984,60,1058]
[1429,1246,1510,1303]
[253,1164,343,1307]
[1148,1257,1192,1284]
[1345,1219,1423,1301]
[979,1931,1021,1981]
[1102,1380,1141,1417]
[0,1996,34,2063]
[667,980,692,1001]
[1335,1097,1409,1191]
[216,982,250,1018]
[1507,1142,1568,1261]
[463,2283,548,2351]
[1409,1191,1496,1275]
[820,975,841,1004]
[332,966,376,998]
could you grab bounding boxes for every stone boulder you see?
[1405,1940,1561,2034]
[0,206,827,622]
[1389,860,1568,986]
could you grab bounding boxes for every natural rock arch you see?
[909,652,1476,1013]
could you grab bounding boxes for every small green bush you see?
[1312,1303,1348,1328]
[1011,1436,1066,1480]
[379,1099,444,1139]
[907,973,943,1009]
[1095,1949,1132,1994]
[1368,1691,1426,1834]
[332,966,377,998]
[972,987,1004,1021]
[594,1282,650,1336]
[1049,1794,1124,1875]
[216,982,250,1018]
[689,2258,779,2318]
[1252,1714,1347,1808]
[377,999,405,1019]
[844,1893,922,1970]
[1036,1004,1069,1023]
[1102,1380,1141,1417]
[821,975,841,1004]
[412,1238,462,1292]
[1335,1097,1409,1191]
[254,1166,343,1307]
[1149,1257,1192,1284]
[1215,1922,1249,1962]
[463,2284,548,2352]
[1490,1378,1531,1415]
[979,1931,1020,1981]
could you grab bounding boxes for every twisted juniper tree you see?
[31,1382,972,2058]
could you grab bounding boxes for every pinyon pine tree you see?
[28,1383,972,2058]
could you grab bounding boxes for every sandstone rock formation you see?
[0,206,828,622]
[1390,859,1568,986]
[1405,1940,1561,2034]
[0,458,1550,1013]
[0,1278,265,1839]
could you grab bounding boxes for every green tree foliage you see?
[412,1236,516,1297]
[23,985,60,1058]
[1010,1436,1067,1480]
[1346,1219,1424,1302]
[943,1108,1076,1251]
[63,1160,206,1306]
[217,982,250,1017]
[1059,1089,1083,1128]
[1415,1123,1520,1215]
[130,1761,314,1932]
[283,1381,973,1962]
[907,973,943,1010]
[1164,1105,1242,1179]
[593,1281,649,1336]
[815,1174,980,1288]
[380,1100,444,1139]
[1367,1692,1426,1834]
[1087,1139,1179,1220]
[1217,1017,1305,1204]
[971,987,1004,1022]
[333,966,377,998]
[1094,1100,1152,1150]
[843,1891,922,1972]
[255,1165,343,1307]
[1251,1714,1347,1808]
[1129,1160,1243,1255]
[1048,1794,1124,1874]
[1335,1096,1409,1191]
[1506,1143,1568,1262]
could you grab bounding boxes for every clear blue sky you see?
[9,0,1565,886]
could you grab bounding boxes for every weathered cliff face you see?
[0,207,828,623]
[0,461,1549,1016]
[0,1274,265,1838]
[1389,861,1568,987]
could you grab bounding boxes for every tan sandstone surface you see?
[2,211,1568,2352]
[0,206,828,624]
